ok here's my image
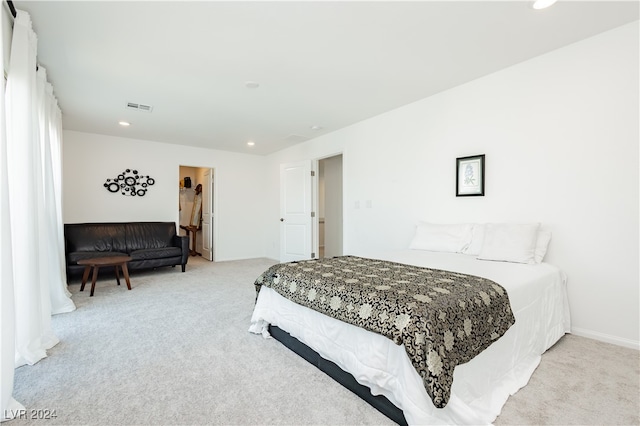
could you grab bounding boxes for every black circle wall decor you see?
[105,182,120,193]
[104,168,155,197]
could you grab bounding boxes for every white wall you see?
[264,22,639,348]
[63,130,267,262]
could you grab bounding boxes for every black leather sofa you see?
[64,222,189,280]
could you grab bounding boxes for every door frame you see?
[315,153,343,259]
[178,165,217,262]
[201,168,214,261]
[314,152,343,259]
[278,151,343,261]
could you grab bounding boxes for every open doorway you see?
[179,165,214,261]
[317,154,343,258]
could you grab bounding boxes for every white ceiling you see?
[14,1,639,155]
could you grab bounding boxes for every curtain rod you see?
[4,1,39,72]
[6,0,16,19]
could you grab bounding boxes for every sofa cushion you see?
[130,247,182,261]
[65,223,128,253]
[125,222,176,252]
[68,251,129,264]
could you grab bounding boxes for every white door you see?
[280,160,313,262]
[201,168,213,261]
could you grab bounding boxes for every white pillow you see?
[534,229,552,263]
[463,223,485,256]
[409,222,472,253]
[478,223,540,264]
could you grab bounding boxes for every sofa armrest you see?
[174,234,190,271]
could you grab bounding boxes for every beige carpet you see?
[9,256,640,425]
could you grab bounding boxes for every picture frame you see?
[456,154,485,197]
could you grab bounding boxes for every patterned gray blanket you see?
[254,256,515,408]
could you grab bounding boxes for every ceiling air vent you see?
[126,102,153,113]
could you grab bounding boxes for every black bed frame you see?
[268,325,408,426]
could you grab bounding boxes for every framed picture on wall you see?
[456,154,485,196]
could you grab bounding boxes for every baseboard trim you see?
[571,327,639,350]
[212,256,277,263]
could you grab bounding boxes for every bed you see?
[249,223,571,425]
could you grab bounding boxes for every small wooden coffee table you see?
[78,255,132,297]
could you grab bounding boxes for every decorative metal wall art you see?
[104,169,155,197]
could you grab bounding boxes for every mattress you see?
[250,250,571,425]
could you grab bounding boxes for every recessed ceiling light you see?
[532,0,557,9]
[247,141,255,146]
[244,81,260,89]
[310,125,323,131]
[119,121,131,127]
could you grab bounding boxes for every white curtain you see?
[1,10,75,421]
[37,67,75,311]
[0,5,23,423]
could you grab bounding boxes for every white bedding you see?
[249,250,571,425]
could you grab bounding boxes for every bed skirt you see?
[268,324,408,426]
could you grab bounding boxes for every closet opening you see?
[178,165,215,261]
